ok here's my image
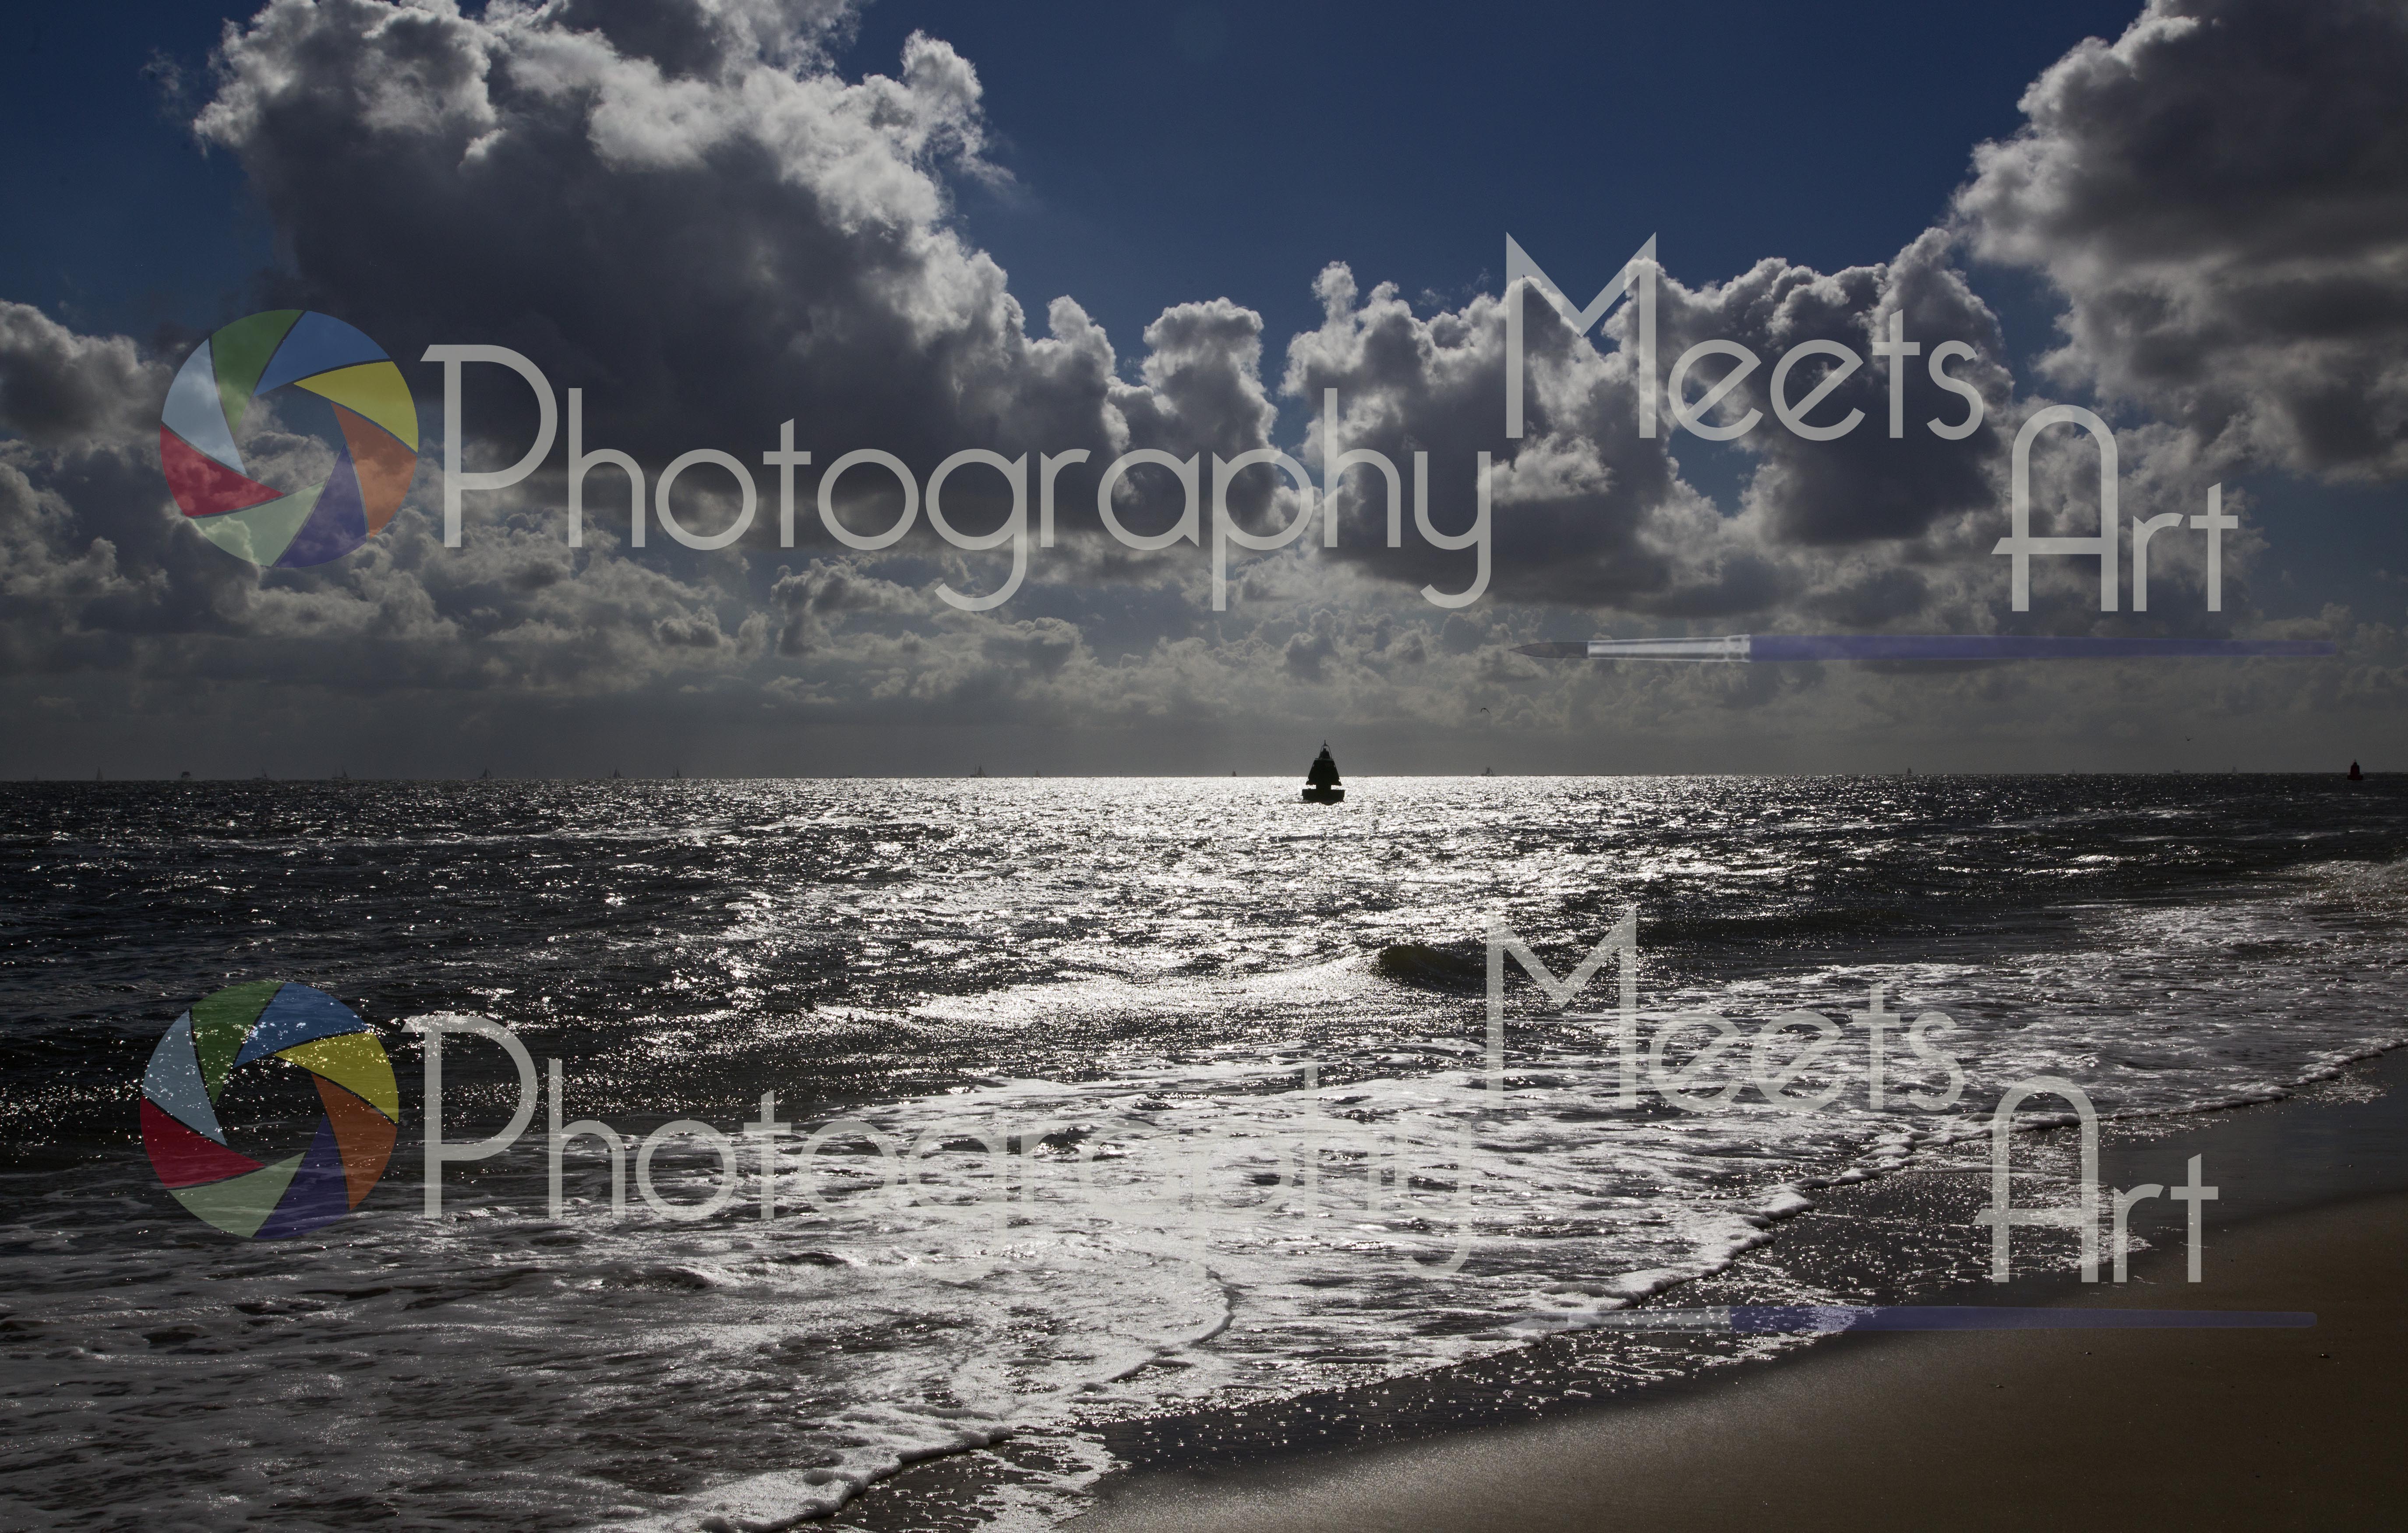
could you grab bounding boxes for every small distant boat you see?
[479,766,491,781]
[1302,743,1345,804]
[611,767,622,780]
[972,764,988,778]
[2348,760,2365,781]
[1483,766,1495,777]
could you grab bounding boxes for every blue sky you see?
[0,7,269,336]
[840,0,2143,353]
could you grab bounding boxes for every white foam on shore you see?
[622,856,2408,1526]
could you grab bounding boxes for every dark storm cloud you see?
[189,0,1267,543]
[192,0,1026,464]
[768,557,922,656]
[1662,230,2014,551]
[0,303,164,448]
[1286,233,2016,625]
[0,0,1285,728]
[1957,0,2408,478]
[1284,261,1707,611]
[179,0,2010,613]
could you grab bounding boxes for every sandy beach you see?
[1073,1189,2407,1531]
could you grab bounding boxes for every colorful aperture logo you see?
[140,982,401,1239]
[160,311,419,567]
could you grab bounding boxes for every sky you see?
[2,0,2405,778]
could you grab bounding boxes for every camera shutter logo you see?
[160,310,419,566]
[140,982,401,1239]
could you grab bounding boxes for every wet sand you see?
[1071,1190,2408,1531]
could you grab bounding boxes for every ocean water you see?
[3,775,2406,1529]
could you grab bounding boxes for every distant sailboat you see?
[972,763,988,778]
[2348,760,2365,781]
[1483,766,1495,777]
[1302,743,1345,804]
[611,767,622,779]
[479,766,491,780]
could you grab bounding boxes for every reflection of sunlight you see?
[11,775,2403,1529]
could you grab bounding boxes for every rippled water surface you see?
[4,776,2405,1527]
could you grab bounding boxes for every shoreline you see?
[1069,1189,2408,1530]
[1071,1042,2408,1461]
[832,1046,2408,1528]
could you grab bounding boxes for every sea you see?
[3,774,2405,1529]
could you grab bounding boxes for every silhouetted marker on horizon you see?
[1302,744,1345,805]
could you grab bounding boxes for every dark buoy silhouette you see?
[2348,760,2365,781]
[1302,743,1345,804]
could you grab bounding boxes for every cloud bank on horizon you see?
[2,0,2404,774]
